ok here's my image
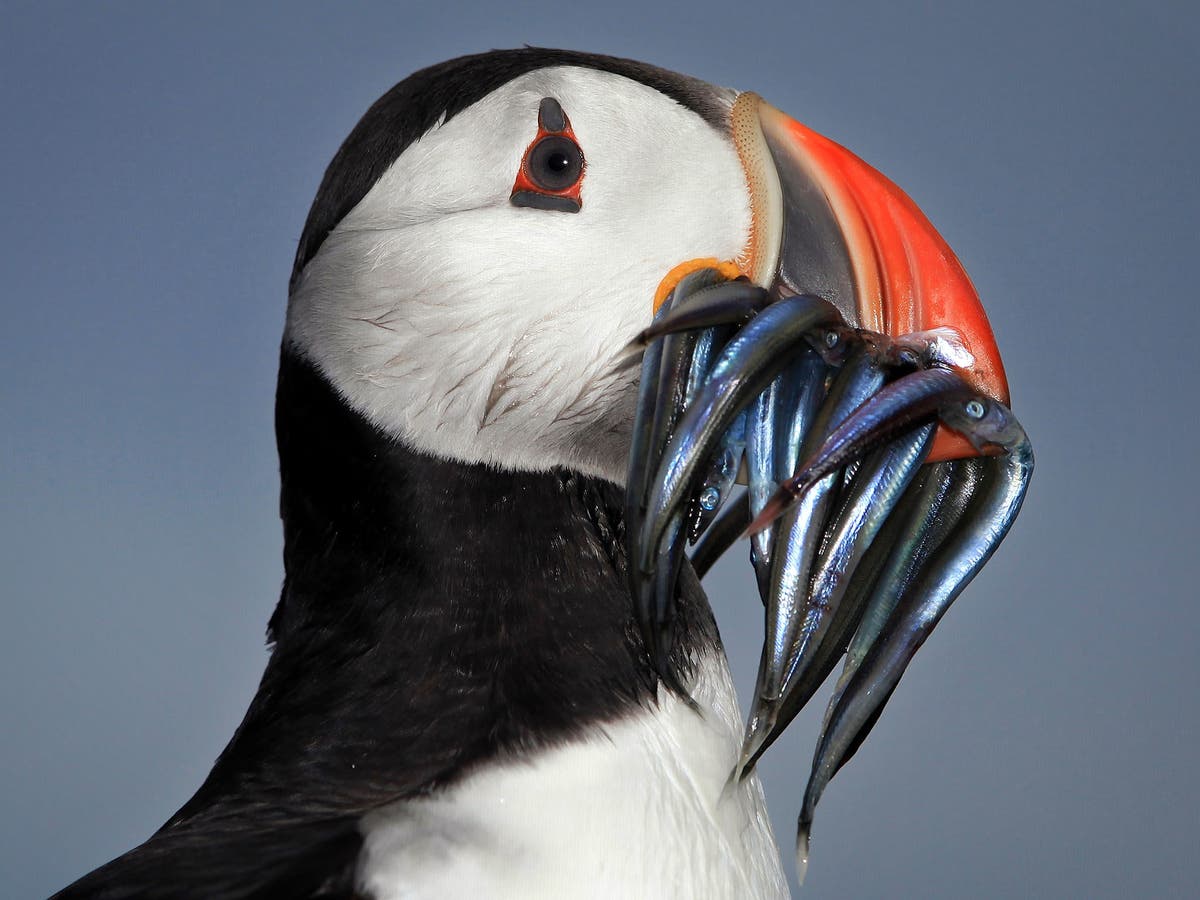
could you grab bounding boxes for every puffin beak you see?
[623,90,1034,869]
[732,92,1009,462]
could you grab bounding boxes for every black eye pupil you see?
[528,135,582,192]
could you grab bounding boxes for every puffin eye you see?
[510,97,586,213]
[526,135,583,193]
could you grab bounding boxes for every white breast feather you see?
[356,651,787,900]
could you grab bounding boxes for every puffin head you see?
[285,49,1006,483]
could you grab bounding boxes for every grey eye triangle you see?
[538,97,567,133]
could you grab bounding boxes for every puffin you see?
[54,48,1005,900]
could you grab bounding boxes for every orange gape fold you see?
[653,258,743,312]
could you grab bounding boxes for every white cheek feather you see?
[355,650,788,900]
[286,67,751,481]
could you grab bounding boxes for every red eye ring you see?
[511,97,585,213]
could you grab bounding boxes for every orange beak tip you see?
[747,95,1014,464]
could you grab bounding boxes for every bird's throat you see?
[269,349,718,773]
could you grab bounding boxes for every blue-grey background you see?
[3,2,1197,897]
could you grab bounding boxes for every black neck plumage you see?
[267,349,715,774]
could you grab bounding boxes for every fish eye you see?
[526,135,584,193]
[964,399,986,419]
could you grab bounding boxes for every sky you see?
[2,2,1198,897]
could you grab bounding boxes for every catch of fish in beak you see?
[622,266,1033,879]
